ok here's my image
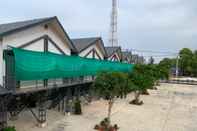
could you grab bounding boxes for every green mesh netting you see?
[12,48,134,81]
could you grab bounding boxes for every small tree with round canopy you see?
[93,71,131,130]
[129,64,155,105]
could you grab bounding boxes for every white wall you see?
[48,42,61,54]
[2,25,71,55]
[79,43,104,60]
[108,52,120,61]
[47,26,71,55]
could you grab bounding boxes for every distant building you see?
[72,37,107,60]
[105,46,122,62]
[131,54,145,64]
[131,54,138,64]
[72,37,107,81]
[137,56,145,64]
[122,51,132,63]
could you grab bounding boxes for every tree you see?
[148,56,154,65]
[191,52,197,77]
[179,48,193,76]
[159,57,177,77]
[158,48,197,77]
[129,64,155,105]
[159,58,174,69]
[157,65,170,80]
[93,71,130,123]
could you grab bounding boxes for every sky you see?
[0,0,197,62]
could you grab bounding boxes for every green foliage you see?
[74,98,82,115]
[129,64,155,92]
[93,71,130,100]
[151,47,197,78]
[191,54,197,77]
[148,56,154,65]
[179,48,193,76]
[3,127,16,131]
[157,64,170,80]
[93,71,131,122]
[159,58,174,69]
[159,58,176,78]
[128,64,170,105]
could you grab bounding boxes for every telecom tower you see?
[109,0,118,47]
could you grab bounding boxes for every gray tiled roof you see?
[0,17,54,37]
[122,51,132,62]
[72,37,100,52]
[122,51,131,58]
[105,46,121,57]
[0,16,77,52]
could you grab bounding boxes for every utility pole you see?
[109,0,118,47]
[176,55,179,77]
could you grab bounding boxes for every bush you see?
[74,98,82,115]
[3,127,16,131]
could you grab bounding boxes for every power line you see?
[129,48,178,55]
[142,54,177,58]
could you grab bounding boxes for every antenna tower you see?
[109,0,118,47]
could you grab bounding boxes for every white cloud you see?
[0,0,197,61]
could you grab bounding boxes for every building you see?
[0,16,85,128]
[137,56,145,64]
[0,16,133,129]
[0,16,78,89]
[105,46,122,62]
[131,54,145,64]
[72,37,107,81]
[122,51,132,63]
[72,37,107,60]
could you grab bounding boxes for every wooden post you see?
[43,36,48,88]
[65,88,72,115]
[37,92,47,128]
[0,96,8,130]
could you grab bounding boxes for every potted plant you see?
[74,98,82,115]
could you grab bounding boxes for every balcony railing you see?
[160,79,197,85]
[12,76,95,94]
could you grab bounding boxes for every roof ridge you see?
[105,46,121,48]
[0,16,77,52]
[0,16,56,26]
[71,37,100,40]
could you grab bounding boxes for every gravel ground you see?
[9,83,197,131]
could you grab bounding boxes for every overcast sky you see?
[0,0,197,61]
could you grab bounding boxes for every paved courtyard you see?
[9,83,197,131]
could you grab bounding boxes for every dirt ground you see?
[9,83,197,131]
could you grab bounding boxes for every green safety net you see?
[12,48,134,81]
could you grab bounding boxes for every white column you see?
[176,55,179,77]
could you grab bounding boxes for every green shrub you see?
[74,98,82,115]
[3,127,16,131]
